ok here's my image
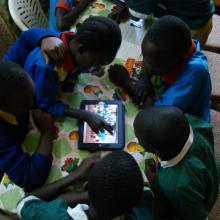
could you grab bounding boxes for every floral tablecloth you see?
[0,0,158,213]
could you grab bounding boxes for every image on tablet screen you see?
[83,103,118,144]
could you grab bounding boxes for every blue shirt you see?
[1,28,55,192]
[155,41,211,122]
[3,28,65,116]
[24,47,65,116]
[127,0,215,29]
[49,0,73,35]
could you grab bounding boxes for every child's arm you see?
[108,64,152,107]
[56,0,94,31]
[0,111,54,192]
[64,107,113,134]
[29,155,100,200]
[3,28,66,67]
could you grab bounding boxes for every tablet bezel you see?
[78,100,125,151]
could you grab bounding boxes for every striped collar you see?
[0,110,18,125]
[159,126,194,168]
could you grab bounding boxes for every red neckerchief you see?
[55,0,71,11]
[161,40,196,86]
[60,32,77,73]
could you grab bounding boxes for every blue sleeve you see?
[154,64,204,111]
[34,65,65,116]
[0,146,51,192]
[2,28,56,66]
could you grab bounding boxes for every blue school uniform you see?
[50,0,73,35]
[154,41,211,122]
[4,29,77,116]
[1,28,55,192]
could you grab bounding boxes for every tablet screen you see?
[83,103,118,144]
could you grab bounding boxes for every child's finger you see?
[42,52,49,65]
[103,122,113,135]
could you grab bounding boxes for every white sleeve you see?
[16,195,40,218]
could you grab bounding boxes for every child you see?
[16,151,145,220]
[4,16,122,134]
[110,0,214,46]
[0,61,54,192]
[133,106,219,220]
[109,15,211,122]
[50,0,94,34]
[0,31,71,192]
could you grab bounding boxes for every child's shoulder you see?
[180,50,209,80]
[25,47,55,70]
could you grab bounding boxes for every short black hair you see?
[134,106,190,160]
[143,15,191,58]
[76,16,122,61]
[88,151,143,219]
[0,61,30,105]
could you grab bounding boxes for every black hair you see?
[88,151,143,219]
[0,61,31,105]
[134,106,190,160]
[143,15,191,58]
[76,16,122,61]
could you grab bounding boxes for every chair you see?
[203,50,220,111]
[204,14,220,53]
[0,10,15,59]
[8,0,48,31]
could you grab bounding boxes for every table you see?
[0,0,157,213]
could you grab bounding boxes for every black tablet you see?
[79,100,125,151]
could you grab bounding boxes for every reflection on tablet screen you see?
[83,104,118,144]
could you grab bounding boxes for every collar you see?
[159,126,194,168]
[67,204,89,220]
[161,40,196,86]
[60,32,78,73]
[0,110,18,125]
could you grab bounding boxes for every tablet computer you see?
[78,100,125,151]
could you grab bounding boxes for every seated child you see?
[16,151,145,220]
[109,15,211,122]
[110,0,214,46]
[0,61,54,192]
[134,106,219,220]
[50,0,94,34]
[4,16,122,134]
[0,30,71,191]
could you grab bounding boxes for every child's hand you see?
[145,159,158,191]
[108,64,131,88]
[41,37,67,68]
[131,81,152,107]
[33,110,54,133]
[74,154,100,180]
[83,111,113,134]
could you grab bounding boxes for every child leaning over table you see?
[109,15,211,123]
[133,106,219,220]
[0,32,70,192]
[3,16,122,135]
[16,151,153,220]
[50,0,94,34]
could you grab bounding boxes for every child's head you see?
[134,106,190,160]
[142,15,191,76]
[0,61,35,115]
[87,151,143,219]
[70,16,122,72]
